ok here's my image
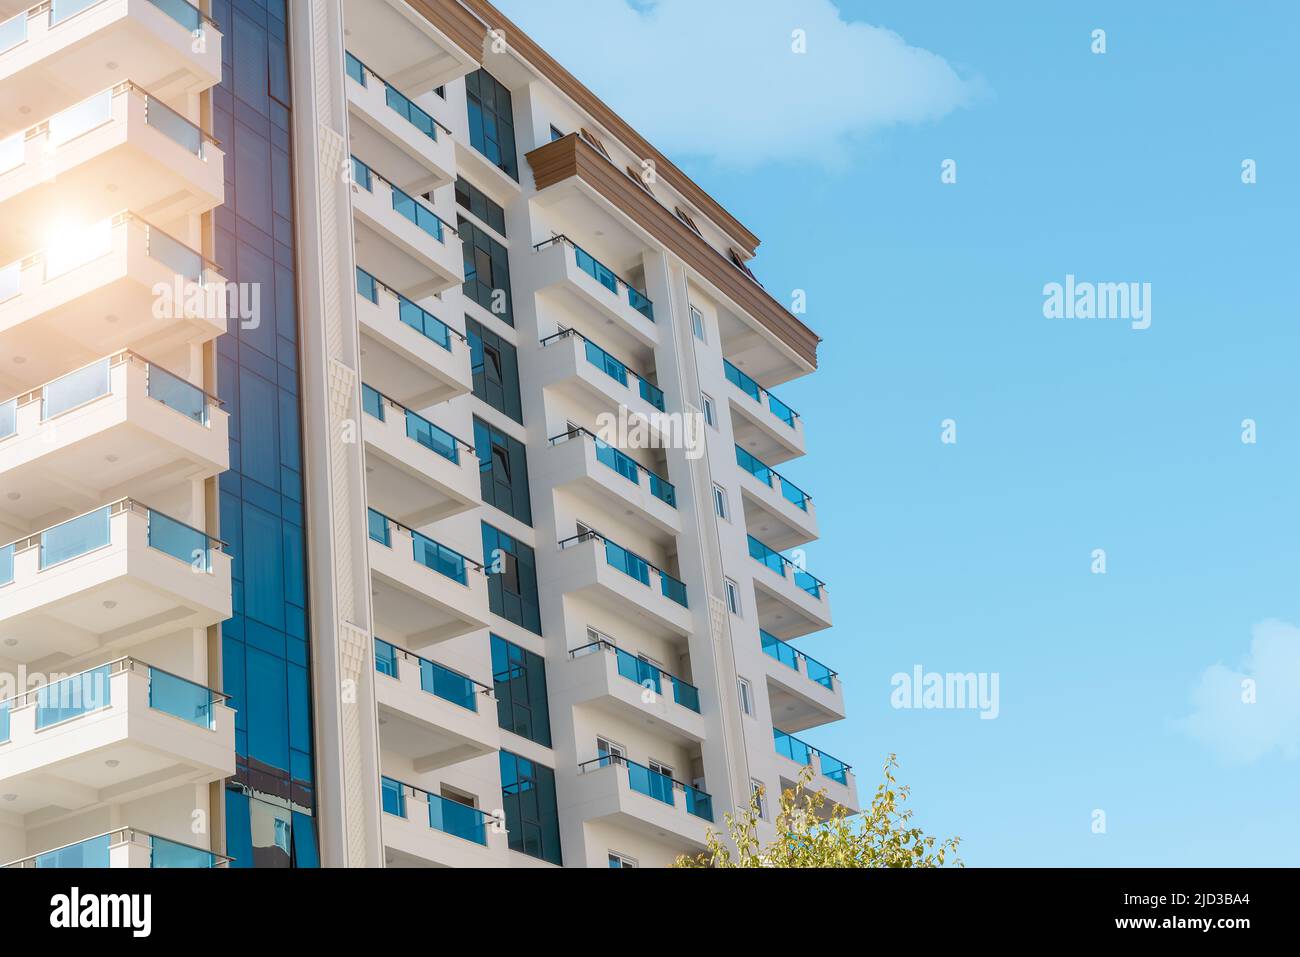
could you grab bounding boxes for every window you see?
[580,127,611,160]
[440,786,476,808]
[491,634,551,746]
[690,305,706,342]
[474,416,532,524]
[730,249,760,284]
[649,758,674,781]
[459,217,513,324]
[626,164,654,197]
[466,68,518,180]
[500,751,562,864]
[713,483,729,521]
[466,317,522,423]
[737,676,753,715]
[454,176,506,237]
[596,737,626,764]
[608,852,638,868]
[549,124,565,142]
[724,577,741,616]
[702,393,716,428]
[482,523,541,634]
[751,779,768,820]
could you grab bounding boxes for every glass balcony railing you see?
[747,535,825,599]
[149,509,213,571]
[372,637,487,712]
[144,93,208,157]
[534,236,655,321]
[0,830,223,868]
[0,543,12,588]
[146,361,210,424]
[724,359,799,429]
[360,384,465,464]
[10,502,216,573]
[0,12,26,56]
[774,728,850,785]
[760,629,836,690]
[735,445,810,511]
[580,757,714,821]
[344,52,442,142]
[0,398,14,439]
[352,156,452,243]
[148,666,216,728]
[570,640,701,713]
[355,267,457,351]
[368,509,480,586]
[550,427,676,508]
[381,776,406,817]
[149,834,224,868]
[380,776,489,845]
[539,328,666,412]
[429,792,489,845]
[146,223,205,285]
[40,508,111,568]
[36,664,112,728]
[147,0,206,34]
[0,658,221,737]
[42,359,110,419]
[559,530,688,607]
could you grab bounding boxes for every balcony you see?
[0,656,234,818]
[355,267,470,407]
[345,51,454,194]
[0,212,227,389]
[527,236,657,348]
[573,756,713,852]
[367,508,488,648]
[0,81,222,263]
[761,630,845,732]
[557,639,705,744]
[0,0,222,124]
[735,444,818,550]
[549,530,691,639]
[748,534,831,637]
[361,385,477,527]
[374,638,498,771]
[534,329,671,442]
[0,499,231,663]
[0,351,227,523]
[380,775,505,868]
[4,827,230,867]
[351,155,461,299]
[773,728,857,812]
[340,0,482,93]
[542,427,680,540]
[724,359,806,465]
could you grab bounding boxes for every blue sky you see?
[496,0,1300,865]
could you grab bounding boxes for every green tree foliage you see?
[674,753,961,868]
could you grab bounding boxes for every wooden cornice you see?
[527,135,819,368]
[406,0,488,65]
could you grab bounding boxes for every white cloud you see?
[1176,619,1300,764]
[494,0,979,167]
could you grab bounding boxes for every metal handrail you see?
[0,654,229,712]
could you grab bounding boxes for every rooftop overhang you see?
[527,134,820,368]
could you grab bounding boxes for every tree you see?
[674,753,962,868]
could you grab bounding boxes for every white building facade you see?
[0,0,853,869]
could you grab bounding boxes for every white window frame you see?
[608,852,639,868]
[737,676,753,716]
[750,779,768,819]
[713,483,729,521]
[724,577,741,616]
[690,305,706,342]
[701,393,716,429]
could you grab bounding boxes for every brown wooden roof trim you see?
[453,0,762,258]
[406,0,487,66]
[528,135,819,368]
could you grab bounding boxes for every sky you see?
[495,0,1300,866]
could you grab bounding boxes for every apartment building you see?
[0,0,855,869]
